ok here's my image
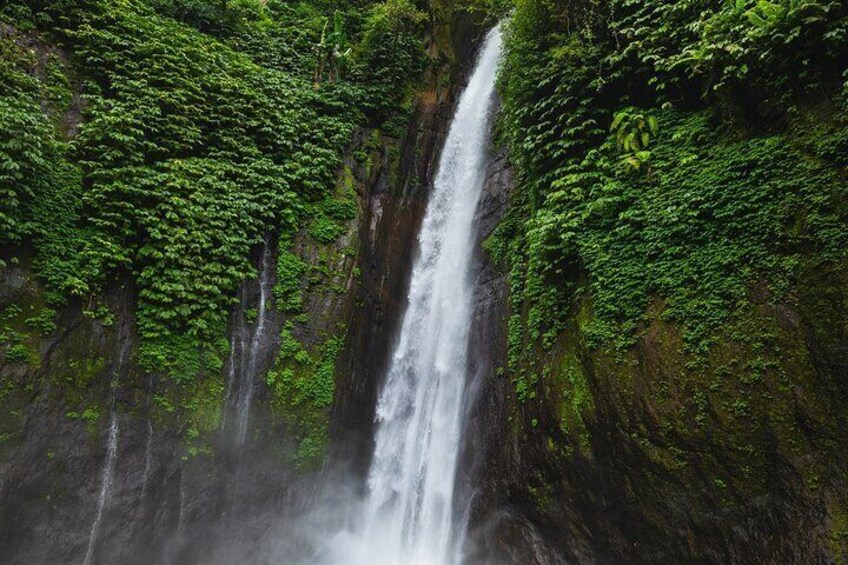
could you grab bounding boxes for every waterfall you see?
[83,412,118,565]
[221,321,243,433]
[140,373,155,505]
[83,334,129,565]
[326,25,503,565]
[225,239,273,449]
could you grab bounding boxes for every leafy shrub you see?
[3,343,31,364]
[496,0,848,385]
[1,0,383,378]
[352,0,427,118]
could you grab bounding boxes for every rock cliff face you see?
[450,43,848,565]
[0,12,488,565]
[461,163,848,564]
[4,9,846,565]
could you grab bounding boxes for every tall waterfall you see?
[327,24,503,565]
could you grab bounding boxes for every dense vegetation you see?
[0,0,427,381]
[2,0,848,559]
[489,0,848,394]
[4,0,847,439]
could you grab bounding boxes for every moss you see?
[181,374,225,458]
[387,143,402,188]
[529,265,847,532]
[59,356,106,391]
[365,129,384,181]
[382,105,413,139]
[139,333,226,385]
[292,427,329,470]
[527,472,555,515]
[0,276,52,369]
[430,0,457,64]
[149,370,224,457]
[829,507,848,562]
[267,322,347,470]
[559,364,591,447]
[65,406,101,435]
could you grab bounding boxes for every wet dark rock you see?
[0,12,492,565]
[5,8,844,565]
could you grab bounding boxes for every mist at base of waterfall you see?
[152,23,505,565]
[284,24,505,565]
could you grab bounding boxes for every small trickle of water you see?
[323,24,504,565]
[83,410,119,565]
[233,240,273,448]
[221,324,243,432]
[140,419,154,497]
[84,334,129,565]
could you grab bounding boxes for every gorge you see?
[2,1,848,564]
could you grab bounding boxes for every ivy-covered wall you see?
[0,0,429,380]
[0,1,477,562]
[471,0,848,562]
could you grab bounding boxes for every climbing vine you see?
[493,0,848,394]
[0,0,428,380]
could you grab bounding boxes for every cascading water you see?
[83,334,129,565]
[83,412,118,565]
[221,321,243,433]
[140,374,155,504]
[224,239,273,449]
[325,24,503,565]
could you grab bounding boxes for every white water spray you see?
[325,25,503,565]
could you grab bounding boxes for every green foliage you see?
[314,10,353,84]
[266,322,346,468]
[615,0,848,99]
[181,372,225,457]
[145,0,273,38]
[1,0,428,381]
[0,302,43,366]
[274,242,307,313]
[66,406,100,425]
[497,0,848,398]
[82,304,115,327]
[308,214,348,244]
[0,34,79,251]
[456,0,514,20]
[24,308,57,336]
[3,343,31,364]
[610,108,659,170]
[353,0,427,119]
[271,323,342,409]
